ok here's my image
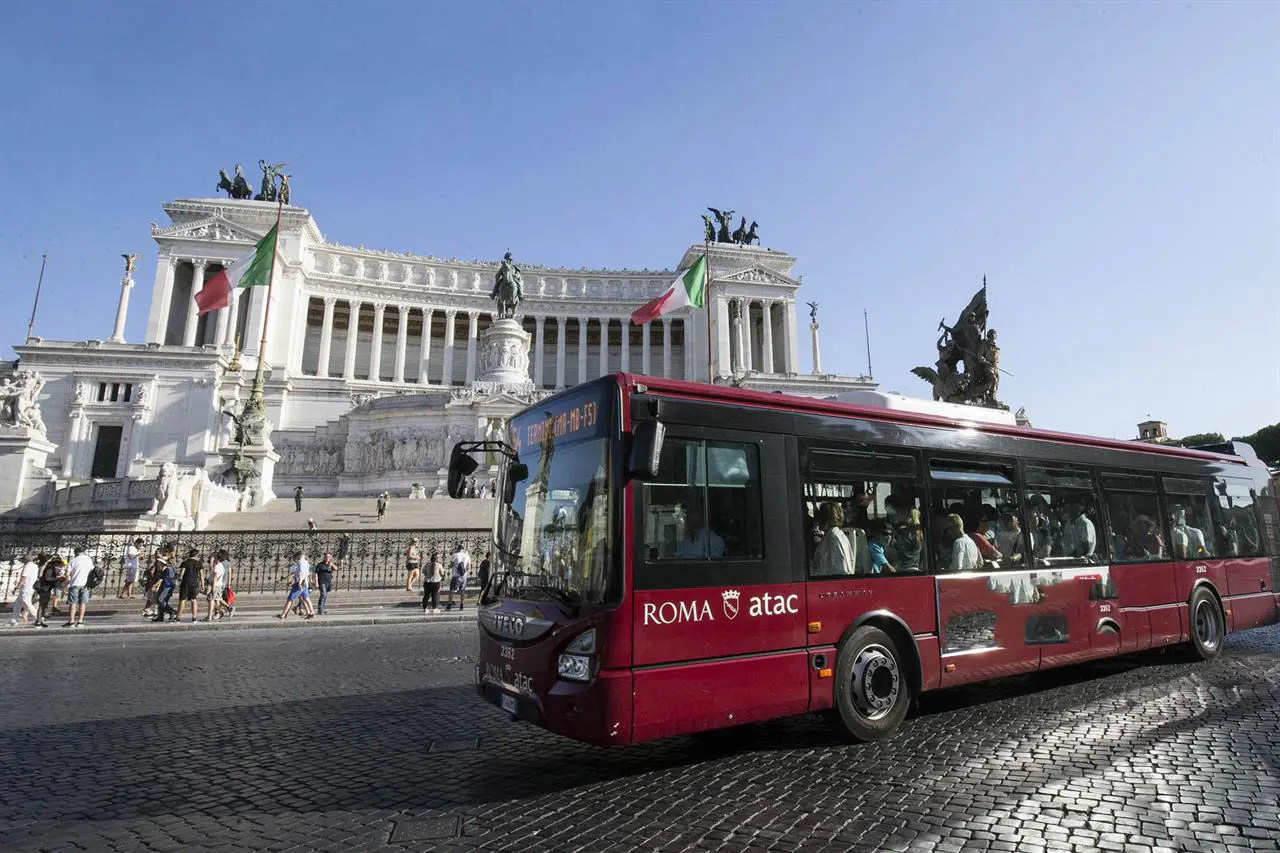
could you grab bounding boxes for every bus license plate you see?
[500,693,518,714]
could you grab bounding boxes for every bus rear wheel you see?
[833,626,911,742]
[1187,587,1224,661]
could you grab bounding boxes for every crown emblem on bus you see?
[722,589,741,620]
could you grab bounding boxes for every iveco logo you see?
[493,612,526,638]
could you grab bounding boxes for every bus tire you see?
[833,625,911,742]
[1187,586,1224,661]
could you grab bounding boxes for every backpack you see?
[86,566,104,589]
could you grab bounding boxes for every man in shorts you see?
[444,543,471,612]
[277,550,315,620]
[63,546,94,628]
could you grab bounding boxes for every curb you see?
[0,611,476,637]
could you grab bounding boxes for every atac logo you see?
[722,589,741,620]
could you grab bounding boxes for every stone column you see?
[147,255,177,344]
[555,317,567,390]
[110,272,134,343]
[213,304,228,350]
[732,300,748,372]
[534,315,546,388]
[343,300,361,379]
[599,318,610,377]
[641,322,651,375]
[811,315,822,374]
[315,296,337,377]
[761,301,775,375]
[223,287,241,348]
[465,311,480,384]
[369,302,386,381]
[393,304,409,383]
[743,301,755,372]
[684,318,696,380]
[418,307,434,385]
[182,260,206,347]
[577,316,589,385]
[442,309,457,386]
[715,294,732,379]
[662,317,673,377]
[620,317,630,372]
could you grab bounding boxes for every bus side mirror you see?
[629,420,665,480]
[504,463,529,504]
[447,444,479,499]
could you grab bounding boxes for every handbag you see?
[223,585,236,605]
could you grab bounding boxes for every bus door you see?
[797,442,938,703]
[1205,477,1276,631]
[630,427,806,741]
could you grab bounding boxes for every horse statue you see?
[490,251,524,320]
[217,170,235,198]
[743,221,760,245]
[231,164,253,199]
[731,216,748,244]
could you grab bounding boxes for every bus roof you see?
[616,373,1254,468]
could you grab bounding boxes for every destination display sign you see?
[510,385,613,456]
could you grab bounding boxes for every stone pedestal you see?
[0,427,57,513]
[475,318,534,393]
[241,445,280,505]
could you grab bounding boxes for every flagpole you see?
[248,186,286,410]
[703,240,712,384]
[25,252,48,342]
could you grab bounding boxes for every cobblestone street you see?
[2,622,1279,853]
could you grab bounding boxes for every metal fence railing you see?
[0,528,491,599]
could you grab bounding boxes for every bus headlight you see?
[557,653,592,681]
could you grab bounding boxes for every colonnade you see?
[727,297,786,375]
[150,257,257,350]
[300,297,695,389]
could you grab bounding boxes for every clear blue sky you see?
[1,2,1276,440]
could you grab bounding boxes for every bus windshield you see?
[493,388,616,606]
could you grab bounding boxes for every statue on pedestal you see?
[0,371,47,434]
[912,281,1006,409]
[490,251,524,320]
[255,160,287,202]
[217,164,255,200]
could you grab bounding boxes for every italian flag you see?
[195,224,278,315]
[629,253,707,325]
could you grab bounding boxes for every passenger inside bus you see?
[812,502,855,575]
[674,494,726,559]
[943,513,981,571]
[1128,514,1164,559]
[1168,505,1209,559]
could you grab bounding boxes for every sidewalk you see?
[1,589,479,637]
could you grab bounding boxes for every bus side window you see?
[1161,478,1216,559]
[802,449,924,578]
[641,437,763,561]
[1099,472,1166,564]
[1213,478,1264,558]
[1023,465,1102,567]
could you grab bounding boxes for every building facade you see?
[10,196,873,513]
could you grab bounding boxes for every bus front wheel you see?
[1186,587,1224,661]
[833,626,911,742]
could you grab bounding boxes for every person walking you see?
[63,546,95,628]
[174,548,203,624]
[422,551,443,613]
[119,538,144,599]
[294,485,304,512]
[277,550,315,620]
[375,492,388,523]
[336,532,351,569]
[151,545,179,623]
[34,554,63,628]
[314,551,336,615]
[444,543,471,612]
[205,548,232,621]
[404,537,422,592]
[478,551,492,597]
[9,553,39,627]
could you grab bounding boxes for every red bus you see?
[450,374,1280,745]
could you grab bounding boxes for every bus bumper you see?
[477,667,633,746]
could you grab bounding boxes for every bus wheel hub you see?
[852,644,899,718]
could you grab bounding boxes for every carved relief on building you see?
[341,427,449,474]
[274,438,346,477]
[477,334,530,377]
